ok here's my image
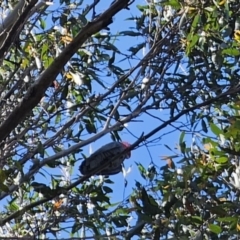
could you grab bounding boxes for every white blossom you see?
[70,72,84,86]
[13,171,22,185]
[60,165,71,186]
[176,168,183,175]
[141,77,150,90]
[230,170,240,189]
[122,165,132,178]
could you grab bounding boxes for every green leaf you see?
[215,156,228,164]
[8,202,19,211]
[111,131,121,141]
[191,216,203,224]
[210,122,222,136]
[44,56,54,68]
[208,224,222,234]
[39,18,46,29]
[31,182,52,197]
[222,48,240,56]
[115,207,130,215]
[191,112,197,127]
[164,144,172,151]
[120,31,142,36]
[179,141,186,153]
[204,7,214,12]
[201,119,208,133]
[128,42,145,55]
[191,13,200,29]
[37,141,45,158]
[136,5,148,12]
[55,113,61,124]
[41,43,49,58]
[112,215,128,227]
[103,186,113,194]
[217,216,238,222]
[102,42,120,52]
[114,110,120,120]
[163,0,181,8]
[188,34,199,49]
[179,131,185,144]
[85,120,96,134]
[136,162,146,179]
[0,169,7,184]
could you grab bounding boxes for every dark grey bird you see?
[79,141,131,175]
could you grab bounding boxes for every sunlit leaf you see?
[208,224,222,234]
[210,122,223,136]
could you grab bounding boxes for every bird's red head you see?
[122,142,131,158]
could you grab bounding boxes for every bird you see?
[79,141,131,176]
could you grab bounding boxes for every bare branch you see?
[0,0,133,142]
[1,84,238,224]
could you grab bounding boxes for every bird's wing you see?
[80,159,123,175]
[98,165,122,175]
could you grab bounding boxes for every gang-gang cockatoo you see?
[79,141,131,175]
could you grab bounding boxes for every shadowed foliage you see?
[0,0,240,239]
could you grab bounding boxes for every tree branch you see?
[0,0,38,59]
[0,85,238,224]
[0,0,133,142]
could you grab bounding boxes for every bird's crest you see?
[122,141,130,147]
